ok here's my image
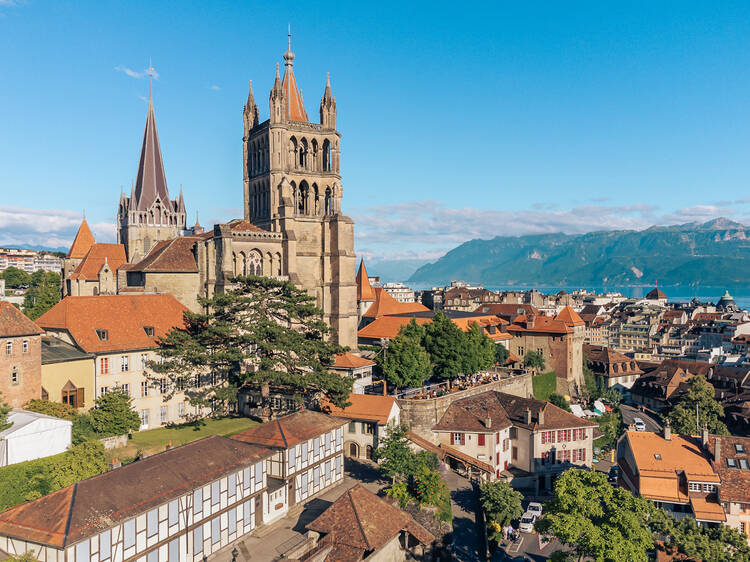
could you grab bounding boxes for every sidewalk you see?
[210,459,388,561]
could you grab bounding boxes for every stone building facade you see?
[0,302,42,408]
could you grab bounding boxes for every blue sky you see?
[1,1,750,269]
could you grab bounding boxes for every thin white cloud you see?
[115,65,160,80]
[209,85,221,91]
[0,207,115,249]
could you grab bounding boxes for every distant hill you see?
[366,258,429,283]
[408,218,750,288]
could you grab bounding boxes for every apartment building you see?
[230,410,347,522]
[0,301,42,408]
[0,435,272,561]
[36,294,191,429]
[431,391,597,493]
[324,393,400,460]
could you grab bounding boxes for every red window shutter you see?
[461,433,465,446]
[450,433,454,445]
[496,432,499,445]
[478,434,485,446]
[582,448,586,461]
[496,453,499,464]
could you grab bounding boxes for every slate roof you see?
[68,243,127,280]
[306,484,434,560]
[133,93,171,211]
[41,336,93,364]
[646,288,668,300]
[36,294,187,354]
[0,436,271,548]
[708,435,750,503]
[433,391,597,433]
[66,219,95,259]
[0,301,42,338]
[230,410,347,449]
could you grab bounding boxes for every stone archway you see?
[346,441,360,458]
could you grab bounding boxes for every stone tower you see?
[117,78,186,262]
[242,35,357,348]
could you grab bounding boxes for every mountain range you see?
[408,218,750,288]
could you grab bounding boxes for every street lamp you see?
[231,547,240,561]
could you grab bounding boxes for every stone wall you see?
[397,374,533,439]
[99,434,128,450]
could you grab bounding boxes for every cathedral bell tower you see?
[241,33,357,348]
[117,71,187,262]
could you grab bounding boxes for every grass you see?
[532,370,557,401]
[108,416,260,460]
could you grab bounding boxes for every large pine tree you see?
[151,276,352,416]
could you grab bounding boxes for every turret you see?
[243,80,259,132]
[269,63,285,124]
[320,72,336,129]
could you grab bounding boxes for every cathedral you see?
[63,39,358,348]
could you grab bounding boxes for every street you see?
[620,404,662,433]
[442,470,486,561]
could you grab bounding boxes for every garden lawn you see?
[532,371,557,401]
[109,417,260,460]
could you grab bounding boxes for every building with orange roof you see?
[0,301,42,408]
[330,351,376,394]
[324,393,399,460]
[360,288,429,327]
[64,243,127,297]
[617,424,727,526]
[36,294,193,430]
[231,410,347,521]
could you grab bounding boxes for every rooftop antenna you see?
[288,23,291,51]
[148,58,155,103]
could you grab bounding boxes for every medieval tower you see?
[117,77,187,262]
[242,36,357,348]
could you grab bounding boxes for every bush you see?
[90,388,141,437]
[386,482,412,508]
[24,399,76,420]
[549,393,571,411]
[413,465,452,522]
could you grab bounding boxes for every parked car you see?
[518,512,537,533]
[527,502,543,517]
[633,417,647,431]
[608,465,620,483]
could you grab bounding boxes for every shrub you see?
[386,482,412,508]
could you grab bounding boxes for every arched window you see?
[300,138,308,168]
[275,252,282,276]
[322,139,331,171]
[324,187,332,215]
[247,250,262,276]
[299,181,309,215]
[313,184,320,215]
[290,181,297,211]
[289,136,298,169]
[311,139,318,170]
[232,253,238,276]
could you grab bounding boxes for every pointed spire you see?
[281,29,308,122]
[244,80,259,128]
[320,71,336,128]
[356,259,376,302]
[133,77,170,211]
[67,219,96,259]
[177,185,185,213]
[323,72,333,101]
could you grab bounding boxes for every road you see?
[443,470,485,561]
[620,404,662,433]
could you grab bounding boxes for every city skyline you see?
[2,1,750,266]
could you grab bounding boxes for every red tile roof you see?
[306,484,434,556]
[281,54,308,122]
[332,352,375,369]
[324,394,396,425]
[0,436,270,548]
[36,294,187,354]
[356,259,376,302]
[506,314,571,335]
[228,219,266,232]
[363,288,429,319]
[66,219,96,259]
[69,243,127,280]
[707,435,750,503]
[555,306,585,327]
[0,302,42,338]
[230,410,347,449]
[120,236,199,273]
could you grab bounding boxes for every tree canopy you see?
[380,319,432,389]
[23,271,61,320]
[669,374,728,435]
[89,387,141,436]
[421,311,495,379]
[549,392,571,412]
[0,392,12,432]
[373,424,416,483]
[1,266,31,288]
[462,322,496,375]
[537,469,653,562]
[151,276,352,414]
[480,480,523,543]
[524,350,546,373]
[495,344,510,365]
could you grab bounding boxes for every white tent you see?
[0,409,72,467]
[570,404,586,418]
[593,400,606,413]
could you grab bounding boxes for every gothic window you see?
[313,184,320,215]
[247,250,262,276]
[299,181,309,215]
[275,252,282,276]
[322,139,331,171]
[232,253,238,276]
[324,187,332,215]
[290,181,297,211]
[311,139,318,170]
[289,136,298,169]
[300,138,308,168]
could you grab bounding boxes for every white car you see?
[633,417,647,432]
[527,502,543,518]
[518,512,537,533]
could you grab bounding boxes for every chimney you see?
[663,418,671,441]
[538,408,545,426]
[524,408,532,425]
[714,437,721,463]
[486,416,492,429]
[109,458,121,471]
[527,312,536,329]
[701,425,709,447]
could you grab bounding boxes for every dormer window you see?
[144,326,155,337]
[735,443,745,455]
[654,454,661,460]
[727,458,737,468]
[740,459,749,470]
[95,329,108,341]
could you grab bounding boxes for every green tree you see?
[380,321,432,389]
[7,553,39,561]
[423,311,466,379]
[89,387,141,437]
[495,344,510,365]
[582,358,605,400]
[24,398,76,420]
[536,469,653,562]
[23,271,61,320]
[412,464,452,522]
[461,322,496,375]
[597,409,623,448]
[373,424,415,483]
[152,276,351,413]
[549,393,571,412]
[2,266,31,288]
[480,480,523,543]
[47,439,108,489]
[0,391,12,431]
[524,350,546,373]
[669,375,728,435]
